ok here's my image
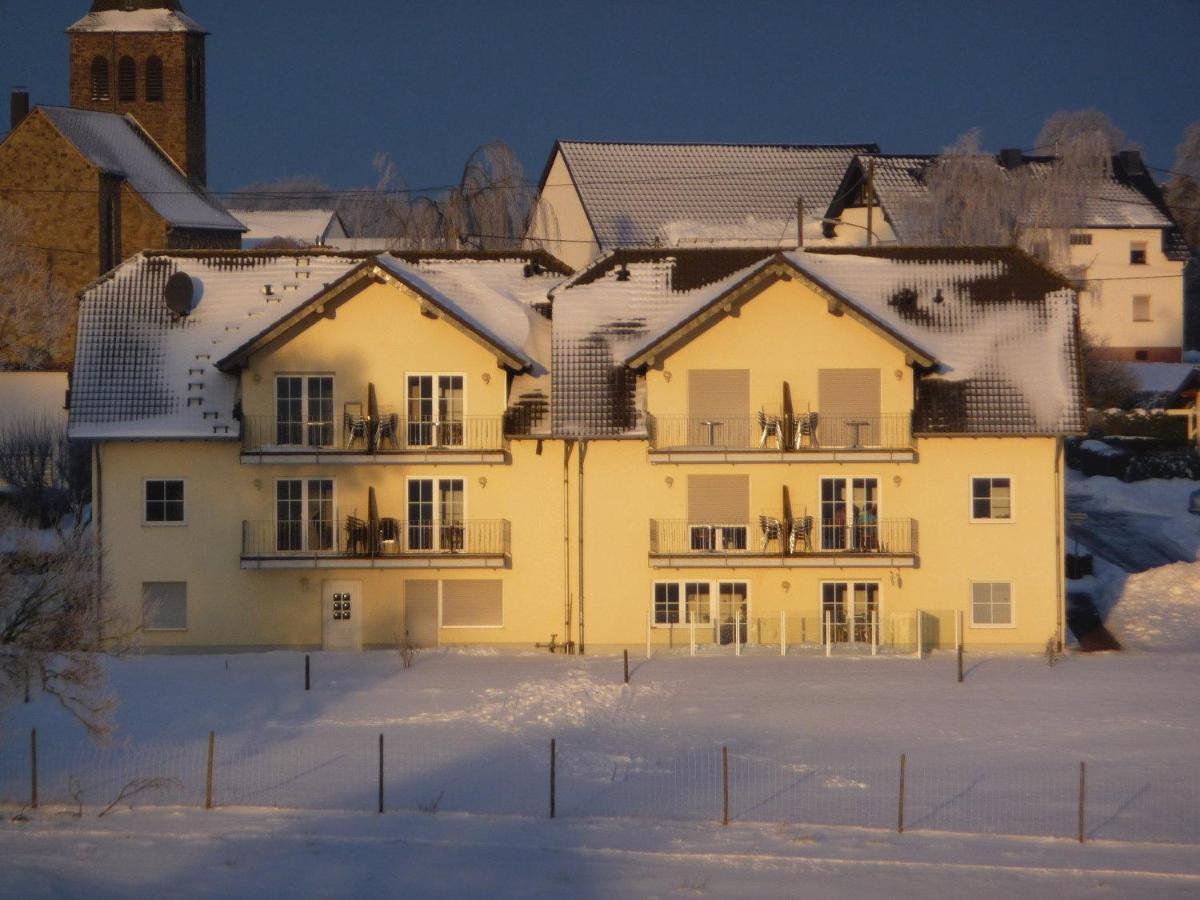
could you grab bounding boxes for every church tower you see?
[67,0,208,185]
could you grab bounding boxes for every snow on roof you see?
[39,107,243,232]
[785,248,1085,434]
[229,209,345,248]
[68,9,206,34]
[70,252,362,441]
[552,250,776,436]
[555,141,876,251]
[1124,362,1199,398]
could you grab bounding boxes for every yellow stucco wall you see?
[525,149,601,272]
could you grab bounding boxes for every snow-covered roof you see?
[68,3,206,34]
[229,209,346,249]
[551,141,877,251]
[557,247,1083,437]
[38,107,243,233]
[70,252,362,441]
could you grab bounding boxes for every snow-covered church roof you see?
[69,1,206,34]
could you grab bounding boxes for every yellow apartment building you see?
[70,245,1082,653]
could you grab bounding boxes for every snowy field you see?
[2,647,1200,897]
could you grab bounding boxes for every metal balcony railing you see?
[240,413,507,453]
[649,517,918,557]
[241,516,511,560]
[646,413,913,451]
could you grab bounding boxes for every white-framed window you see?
[1130,241,1147,265]
[653,580,749,642]
[970,477,1013,521]
[1132,295,1152,322]
[406,374,465,447]
[820,581,880,643]
[407,476,466,551]
[820,477,880,551]
[971,581,1014,627]
[275,478,335,552]
[144,479,185,524]
[275,375,334,447]
[142,582,187,631]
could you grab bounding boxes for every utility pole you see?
[866,158,876,248]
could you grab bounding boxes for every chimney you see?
[10,88,30,132]
[1117,149,1147,177]
[997,148,1025,170]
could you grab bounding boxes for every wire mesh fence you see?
[2,729,1196,845]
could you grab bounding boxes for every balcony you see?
[646,413,915,463]
[648,517,918,568]
[241,517,510,569]
[240,411,508,464]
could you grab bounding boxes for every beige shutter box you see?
[441,579,503,627]
[818,368,882,444]
[687,474,749,523]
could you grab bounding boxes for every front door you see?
[322,580,362,650]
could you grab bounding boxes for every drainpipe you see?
[93,441,104,641]
[562,440,573,650]
[1054,437,1065,652]
[577,440,588,655]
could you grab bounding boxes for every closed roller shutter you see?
[142,582,187,630]
[405,580,439,647]
[441,579,503,627]
[688,369,750,445]
[818,368,882,446]
[687,474,749,523]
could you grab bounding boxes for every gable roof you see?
[36,107,243,232]
[828,151,1190,259]
[548,141,878,252]
[229,208,347,248]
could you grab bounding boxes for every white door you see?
[322,579,362,650]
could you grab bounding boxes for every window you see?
[971,477,1012,521]
[276,479,334,552]
[143,582,187,631]
[821,582,879,643]
[90,56,110,101]
[820,477,879,550]
[1130,242,1147,265]
[441,580,502,628]
[145,56,164,102]
[275,376,333,447]
[971,582,1013,626]
[1069,233,1093,246]
[654,583,681,625]
[406,375,464,446]
[1132,295,1152,322]
[689,524,748,552]
[407,477,465,551]
[145,479,185,523]
[117,56,136,102]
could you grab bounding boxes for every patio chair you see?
[757,410,783,449]
[793,412,819,449]
[377,517,401,555]
[344,406,368,449]
[759,515,783,553]
[345,515,369,556]
[788,515,814,554]
[375,413,400,450]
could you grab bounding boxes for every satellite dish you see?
[165,271,195,317]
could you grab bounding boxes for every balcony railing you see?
[649,517,918,558]
[242,517,511,561]
[241,413,507,454]
[646,413,913,452]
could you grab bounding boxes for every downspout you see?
[562,440,573,651]
[1054,437,1065,651]
[577,440,588,655]
[93,441,104,641]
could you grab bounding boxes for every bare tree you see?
[1165,122,1200,249]
[0,511,130,739]
[226,175,338,212]
[0,204,72,369]
[0,418,88,528]
[1034,109,1127,157]
[1079,328,1138,409]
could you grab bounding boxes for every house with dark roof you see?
[71,241,1078,654]
[824,150,1191,362]
[525,140,877,271]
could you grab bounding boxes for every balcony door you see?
[820,477,879,551]
[275,376,333,447]
[407,375,465,447]
[276,478,334,552]
[407,477,465,551]
[821,582,879,644]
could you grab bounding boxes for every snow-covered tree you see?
[1165,122,1200,249]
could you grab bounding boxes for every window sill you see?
[143,521,188,528]
[968,622,1016,629]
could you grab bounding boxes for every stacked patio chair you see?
[757,410,784,449]
[758,515,784,553]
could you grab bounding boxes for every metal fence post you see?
[780,610,787,657]
[872,610,879,656]
[205,731,215,810]
[646,609,652,659]
[30,728,37,810]
[305,654,311,691]
[378,734,384,814]
[824,611,831,657]
[1078,761,1086,843]
[897,753,906,833]
[722,746,729,827]
[690,617,696,657]
[623,649,629,685]
[550,738,557,819]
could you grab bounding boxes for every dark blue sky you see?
[5,1,1199,194]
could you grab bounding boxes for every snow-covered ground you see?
[3,649,1200,897]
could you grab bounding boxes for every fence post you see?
[824,611,831,657]
[305,654,311,691]
[623,649,629,685]
[1077,761,1086,843]
[24,668,30,704]
[30,728,37,810]
[915,610,924,659]
[205,731,215,810]
[550,738,557,819]
[872,610,879,656]
[646,609,652,660]
[780,610,787,657]
[690,617,696,657]
[897,753,906,833]
[722,746,729,827]
[378,734,385,814]
[734,610,741,657]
